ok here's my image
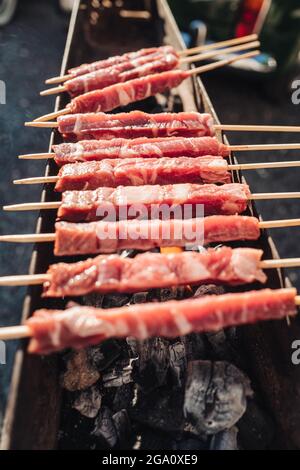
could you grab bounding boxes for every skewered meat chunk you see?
[58,111,215,141]
[54,215,261,256]
[52,136,229,166]
[57,183,251,222]
[43,247,266,298]
[54,156,232,191]
[66,70,190,114]
[27,288,297,354]
[68,46,177,79]
[65,51,179,97]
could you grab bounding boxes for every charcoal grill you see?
[1,0,300,450]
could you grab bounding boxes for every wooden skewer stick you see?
[4,190,300,212]
[188,50,260,76]
[0,274,50,286]
[1,291,300,342]
[45,34,259,85]
[0,326,32,340]
[1,218,300,245]
[46,74,70,85]
[33,109,68,123]
[3,202,60,211]
[41,41,261,96]
[31,50,260,124]
[215,124,300,132]
[178,34,258,57]
[0,234,55,243]
[40,85,67,96]
[24,121,59,128]
[230,143,300,151]
[18,153,55,160]
[12,161,300,186]
[17,143,300,161]
[180,40,260,65]
[2,256,300,287]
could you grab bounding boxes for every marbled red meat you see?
[27,288,297,354]
[54,215,260,256]
[52,136,229,165]
[57,183,251,222]
[68,46,177,78]
[65,51,179,97]
[57,111,215,141]
[55,156,231,191]
[67,70,190,114]
[43,247,266,298]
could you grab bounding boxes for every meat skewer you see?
[18,138,300,164]
[41,40,259,97]
[33,51,259,122]
[14,158,300,191]
[19,136,230,164]
[1,216,300,256]
[45,34,258,85]
[0,288,297,354]
[4,183,300,222]
[28,111,217,139]
[25,110,300,137]
[3,247,300,296]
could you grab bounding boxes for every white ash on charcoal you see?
[61,349,101,392]
[168,340,187,388]
[102,357,138,387]
[237,400,275,450]
[184,360,253,435]
[72,386,102,419]
[209,426,239,450]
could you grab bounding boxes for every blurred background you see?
[0,0,300,430]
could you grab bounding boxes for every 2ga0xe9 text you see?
[102,454,198,466]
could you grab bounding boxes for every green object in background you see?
[168,0,300,92]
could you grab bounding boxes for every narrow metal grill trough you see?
[1,0,300,450]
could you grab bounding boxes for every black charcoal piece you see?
[132,337,170,391]
[72,386,102,419]
[131,291,149,304]
[184,360,252,435]
[87,340,122,371]
[92,407,118,449]
[102,293,131,308]
[205,330,235,361]
[194,284,225,297]
[103,358,137,387]
[112,383,134,412]
[112,409,132,448]
[172,437,208,451]
[237,400,275,450]
[209,427,239,450]
[130,387,188,435]
[61,349,100,392]
[169,339,187,388]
